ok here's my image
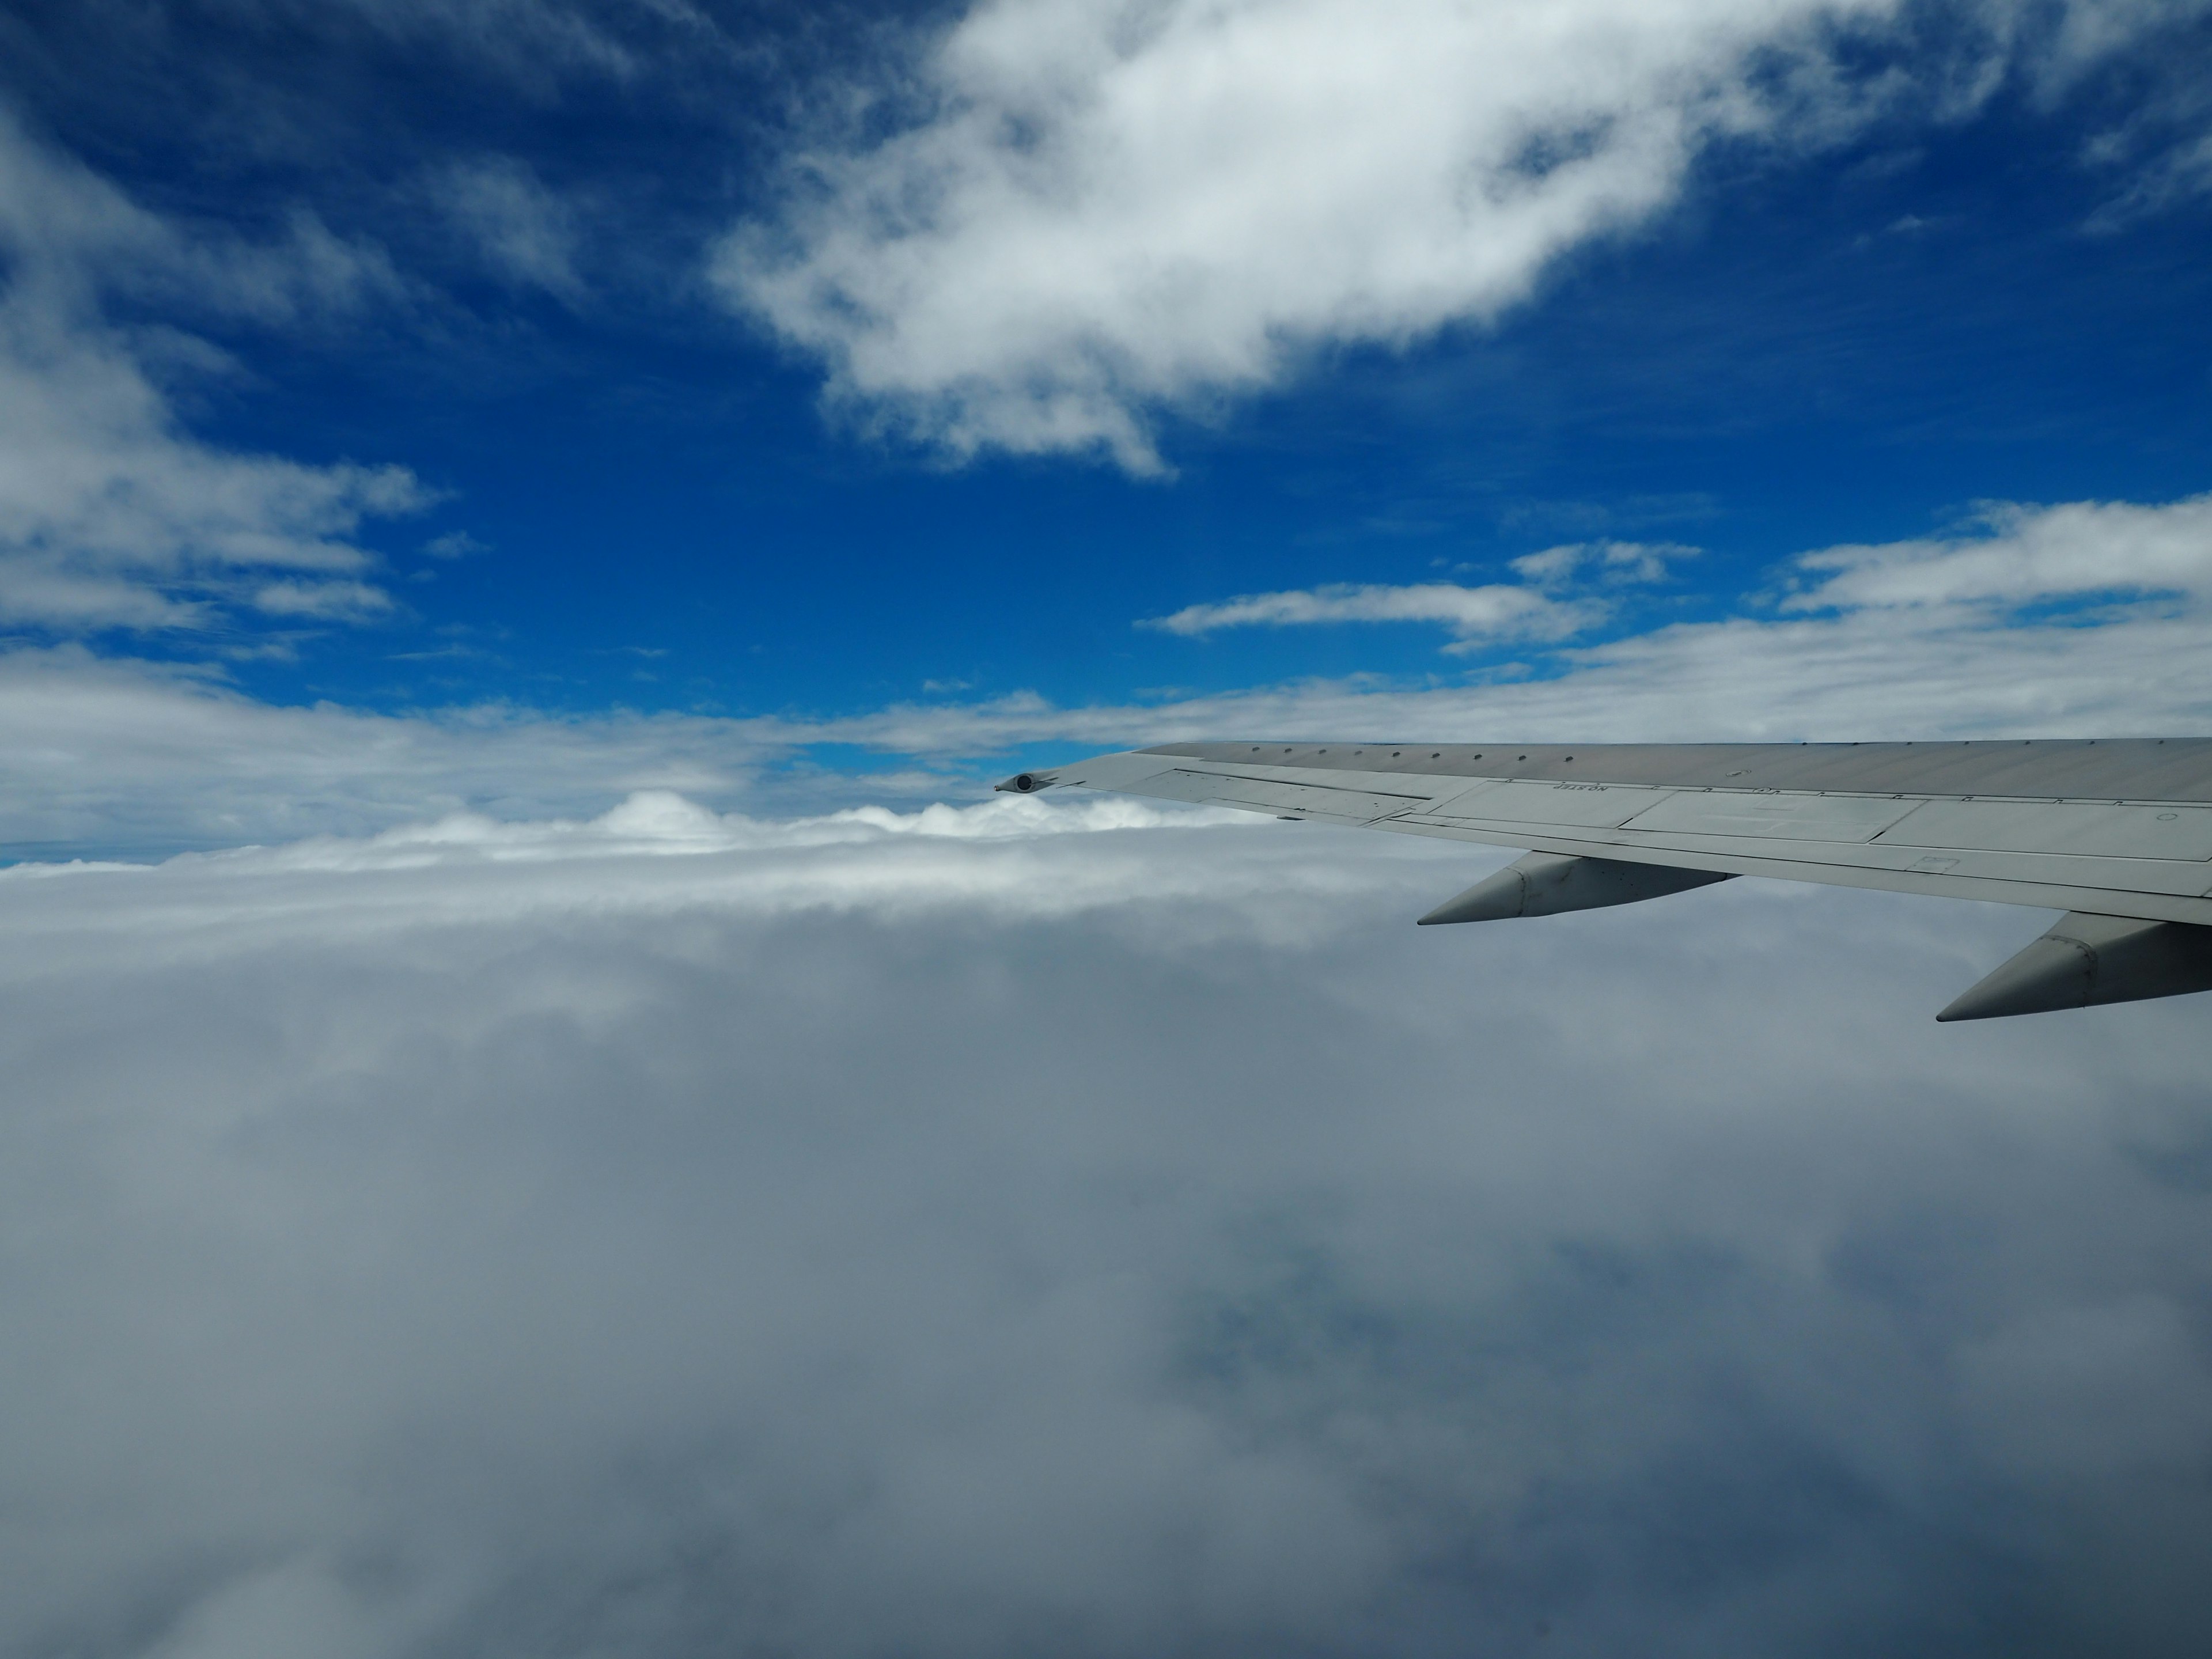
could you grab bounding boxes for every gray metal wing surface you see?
[996,740,2212,1020]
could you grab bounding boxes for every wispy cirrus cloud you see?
[431,155,587,301]
[1143,580,1599,650]
[1513,537,1700,587]
[1139,542,1692,652]
[0,107,429,634]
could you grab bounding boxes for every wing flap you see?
[1876,798,2212,861]
[1131,768,1429,823]
[1418,779,1669,829]
[1619,791,1921,843]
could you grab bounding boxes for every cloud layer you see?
[721,0,2212,468]
[4,796,2210,1655]
[2,490,2209,859]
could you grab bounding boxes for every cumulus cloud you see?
[0,108,425,634]
[2,795,2210,1654]
[719,0,2212,469]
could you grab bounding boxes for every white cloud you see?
[0,646,776,855]
[219,787,1225,877]
[2088,126,2212,225]
[0,103,410,328]
[793,601,2212,755]
[423,529,489,560]
[1143,579,1597,647]
[247,578,400,621]
[1135,542,1700,654]
[1512,537,1698,586]
[1785,492,2212,611]
[2077,3,2212,237]
[3,793,2211,1653]
[433,156,587,300]
[1130,493,2212,669]
[2039,0,2212,82]
[718,0,2212,469]
[0,108,426,634]
[206,0,729,84]
[796,493,2212,752]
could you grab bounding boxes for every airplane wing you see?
[996,739,2212,1021]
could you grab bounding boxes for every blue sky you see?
[4,0,2212,847]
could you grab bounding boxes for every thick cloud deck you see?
[3,802,2210,1656]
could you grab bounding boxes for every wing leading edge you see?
[997,740,2212,1020]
